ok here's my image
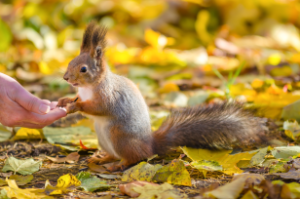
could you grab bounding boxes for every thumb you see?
[12,86,51,114]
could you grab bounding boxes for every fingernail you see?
[58,107,67,112]
[39,104,50,113]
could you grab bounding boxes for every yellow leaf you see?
[153,159,191,186]
[251,79,264,89]
[45,174,81,195]
[122,162,163,182]
[39,61,51,75]
[266,84,283,95]
[71,118,95,132]
[14,128,42,140]
[181,147,257,174]
[285,130,295,141]
[158,82,180,94]
[267,53,282,65]
[195,10,212,45]
[3,179,48,199]
[241,190,259,199]
[230,83,257,102]
[145,29,175,49]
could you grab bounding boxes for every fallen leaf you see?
[46,152,80,163]
[119,181,186,199]
[43,126,98,150]
[45,173,81,195]
[0,189,9,199]
[9,175,33,186]
[71,118,95,131]
[281,100,300,121]
[122,162,162,182]
[158,82,179,94]
[0,125,12,142]
[281,182,300,199]
[204,177,246,199]
[232,174,265,188]
[2,157,42,175]
[0,175,33,187]
[271,146,300,159]
[163,92,188,107]
[269,162,289,174]
[88,163,108,173]
[13,128,42,140]
[190,160,222,178]
[97,174,121,180]
[153,159,191,186]
[274,168,300,180]
[249,147,269,166]
[241,190,259,199]
[182,147,257,174]
[79,140,97,150]
[76,172,110,192]
[2,179,49,199]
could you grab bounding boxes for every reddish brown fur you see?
[110,125,153,166]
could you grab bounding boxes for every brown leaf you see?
[88,162,108,173]
[274,168,300,180]
[119,181,157,197]
[46,152,80,163]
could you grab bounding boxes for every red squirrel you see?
[57,22,268,170]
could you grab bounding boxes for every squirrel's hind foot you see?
[87,153,117,165]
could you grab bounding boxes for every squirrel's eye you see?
[80,66,87,73]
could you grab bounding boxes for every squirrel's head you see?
[63,22,107,87]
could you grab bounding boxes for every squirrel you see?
[57,22,268,170]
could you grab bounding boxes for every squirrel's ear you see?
[90,26,107,65]
[93,46,102,61]
[80,22,97,54]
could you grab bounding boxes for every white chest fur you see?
[78,87,119,158]
[93,116,120,158]
[78,87,93,102]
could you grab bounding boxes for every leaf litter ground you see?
[0,112,299,199]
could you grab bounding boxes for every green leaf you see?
[43,126,97,151]
[0,189,10,199]
[269,162,288,174]
[249,147,269,166]
[0,125,12,142]
[0,19,12,52]
[2,157,42,175]
[190,160,222,177]
[76,172,110,192]
[271,146,300,159]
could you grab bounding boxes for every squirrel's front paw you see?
[66,103,79,114]
[57,97,73,107]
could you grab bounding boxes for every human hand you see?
[0,73,67,128]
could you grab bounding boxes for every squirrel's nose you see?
[63,73,69,81]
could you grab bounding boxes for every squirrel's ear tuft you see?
[90,26,107,64]
[80,22,97,54]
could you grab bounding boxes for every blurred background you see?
[1,0,300,120]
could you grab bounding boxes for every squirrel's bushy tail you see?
[152,103,268,155]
